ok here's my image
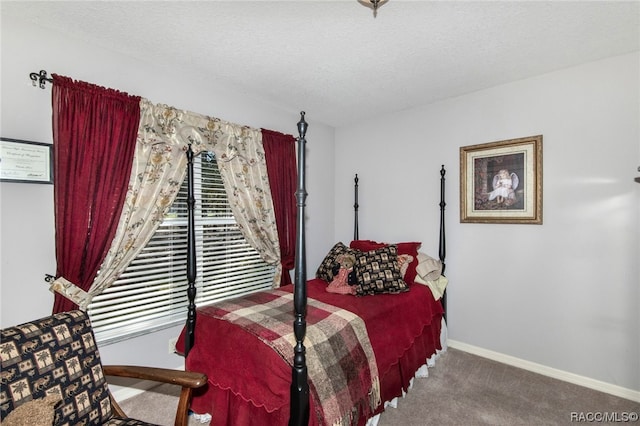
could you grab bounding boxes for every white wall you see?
[334,52,640,394]
[0,18,336,370]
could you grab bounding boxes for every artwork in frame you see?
[460,135,542,224]
[0,138,53,184]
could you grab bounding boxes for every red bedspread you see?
[176,278,444,426]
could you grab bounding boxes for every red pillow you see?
[349,239,384,252]
[350,240,422,284]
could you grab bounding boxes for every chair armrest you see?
[103,365,207,388]
[103,365,207,426]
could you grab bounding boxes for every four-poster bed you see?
[177,111,448,425]
[25,72,447,424]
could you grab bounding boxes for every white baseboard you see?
[109,365,185,402]
[447,339,640,403]
[111,381,155,402]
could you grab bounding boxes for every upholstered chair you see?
[0,310,206,426]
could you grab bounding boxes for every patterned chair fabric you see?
[0,310,158,426]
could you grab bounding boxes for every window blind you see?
[89,151,274,344]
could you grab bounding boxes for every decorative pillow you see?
[350,240,422,284]
[397,254,414,278]
[3,393,62,426]
[354,245,409,295]
[349,239,383,252]
[316,242,357,283]
[415,252,443,281]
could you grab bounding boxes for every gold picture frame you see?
[460,135,542,224]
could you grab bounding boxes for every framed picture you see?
[0,138,53,184]
[460,135,542,224]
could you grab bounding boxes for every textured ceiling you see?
[3,1,639,127]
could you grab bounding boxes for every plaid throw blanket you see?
[207,289,381,426]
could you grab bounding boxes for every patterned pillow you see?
[354,245,409,295]
[350,240,422,284]
[316,242,357,283]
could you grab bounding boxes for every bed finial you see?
[297,111,308,138]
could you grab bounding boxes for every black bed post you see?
[439,165,447,321]
[290,111,310,426]
[353,174,359,240]
[184,144,197,357]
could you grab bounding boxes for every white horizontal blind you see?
[89,151,274,344]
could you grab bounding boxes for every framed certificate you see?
[0,138,53,184]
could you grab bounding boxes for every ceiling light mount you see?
[358,0,389,18]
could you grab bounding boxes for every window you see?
[88,151,275,344]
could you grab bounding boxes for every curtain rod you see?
[30,70,53,89]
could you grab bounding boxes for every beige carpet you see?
[119,348,639,425]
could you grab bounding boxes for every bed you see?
[176,112,448,426]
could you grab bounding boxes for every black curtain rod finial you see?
[29,70,53,89]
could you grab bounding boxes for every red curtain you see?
[51,75,141,313]
[262,129,297,286]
